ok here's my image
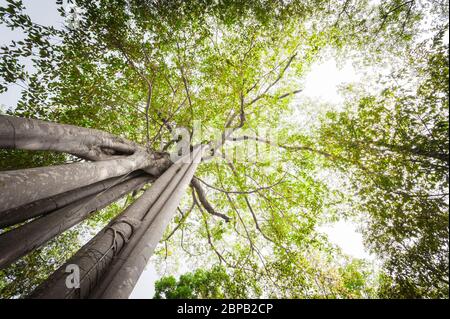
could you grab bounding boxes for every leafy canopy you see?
[0,0,448,298]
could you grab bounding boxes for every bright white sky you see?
[302,58,359,105]
[0,0,376,299]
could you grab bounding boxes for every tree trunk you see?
[0,115,172,212]
[0,115,138,160]
[94,147,203,299]
[0,172,147,229]
[0,174,150,270]
[0,150,166,212]
[29,147,203,299]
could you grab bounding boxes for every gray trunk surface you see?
[0,172,145,229]
[29,148,203,299]
[0,151,153,212]
[94,147,203,299]
[0,175,150,270]
[0,115,138,160]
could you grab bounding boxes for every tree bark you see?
[29,147,203,299]
[0,172,146,229]
[0,115,138,161]
[92,147,203,298]
[0,115,172,212]
[0,150,170,212]
[191,178,231,222]
[0,174,150,270]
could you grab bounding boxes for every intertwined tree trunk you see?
[0,173,150,269]
[30,147,202,298]
[0,115,201,298]
[0,173,148,229]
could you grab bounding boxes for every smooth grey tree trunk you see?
[0,115,138,160]
[0,172,146,228]
[29,147,203,299]
[0,174,150,270]
[94,147,203,299]
[0,114,190,299]
[0,115,171,212]
[0,151,164,212]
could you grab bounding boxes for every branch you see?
[196,201,229,265]
[194,174,286,195]
[248,52,298,105]
[225,135,333,158]
[246,51,297,93]
[244,196,273,243]
[112,36,152,86]
[222,159,293,253]
[151,97,187,147]
[376,0,414,35]
[218,51,299,141]
[163,203,194,241]
[191,179,231,222]
[144,82,154,147]
[176,42,194,134]
[276,89,302,100]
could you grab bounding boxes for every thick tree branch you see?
[0,115,139,161]
[225,134,333,158]
[191,178,231,222]
[194,174,286,195]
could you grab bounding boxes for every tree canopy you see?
[0,0,448,299]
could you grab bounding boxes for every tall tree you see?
[316,34,449,297]
[0,0,447,298]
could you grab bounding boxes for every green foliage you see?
[0,149,67,171]
[316,35,449,298]
[0,0,448,299]
[154,266,253,299]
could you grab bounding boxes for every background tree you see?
[315,34,449,298]
[153,266,257,299]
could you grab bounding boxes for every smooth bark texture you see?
[0,115,172,212]
[0,150,168,212]
[191,178,231,222]
[29,148,203,299]
[0,115,138,160]
[0,173,145,229]
[0,175,150,270]
[93,147,203,299]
